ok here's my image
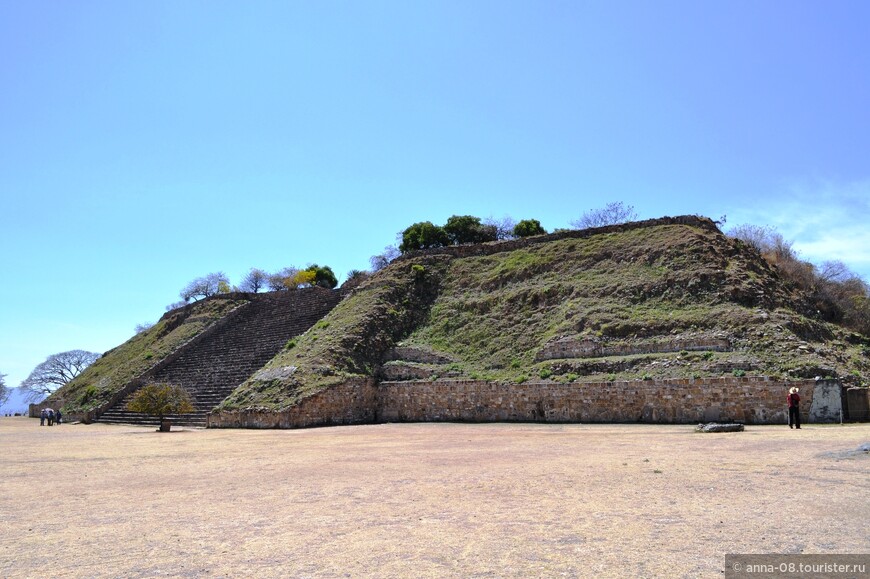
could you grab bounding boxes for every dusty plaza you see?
[1,417,868,578]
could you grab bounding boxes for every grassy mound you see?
[402,223,868,384]
[216,218,868,412]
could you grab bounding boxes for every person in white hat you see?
[787,387,801,429]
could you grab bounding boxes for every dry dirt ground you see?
[1,417,868,578]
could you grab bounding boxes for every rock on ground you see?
[696,422,745,433]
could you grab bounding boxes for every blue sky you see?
[1,1,869,410]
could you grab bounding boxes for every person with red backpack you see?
[787,387,801,429]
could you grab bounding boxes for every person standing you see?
[39,408,46,426]
[787,387,801,429]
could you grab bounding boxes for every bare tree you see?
[267,267,299,291]
[179,272,230,302]
[484,215,518,240]
[727,224,797,260]
[0,372,8,405]
[20,350,100,401]
[134,322,155,334]
[239,268,269,293]
[818,260,851,283]
[570,201,638,229]
[165,301,187,312]
[727,223,774,252]
[369,246,400,272]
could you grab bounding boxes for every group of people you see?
[39,408,61,426]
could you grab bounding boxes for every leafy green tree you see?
[513,219,546,237]
[400,221,450,253]
[127,383,195,431]
[305,264,338,289]
[443,215,498,245]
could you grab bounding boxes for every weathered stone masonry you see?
[208,378,378,428]
[378,378,842,424]
[209,377,843,428]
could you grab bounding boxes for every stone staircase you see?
[97,288,343,427]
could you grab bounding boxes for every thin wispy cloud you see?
[728,179,870,280]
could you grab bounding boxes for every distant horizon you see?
[1,388,37,415]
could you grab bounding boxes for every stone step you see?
[96,288,343,426]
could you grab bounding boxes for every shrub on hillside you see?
[443,215,498,245]
[303,264,338,289]
[513,219,546,238]
[728,223,870,336]
[400,215,503,253]
[400,221,450,253]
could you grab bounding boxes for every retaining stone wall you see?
[377,377,821,425]
[208,376,838,428]
[207,378,377,428]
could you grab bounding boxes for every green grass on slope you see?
[405,226,736,374]
[403,224,870,384]
[53,297,249,414]
[219,220,870,412]
[218,257,450,411]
